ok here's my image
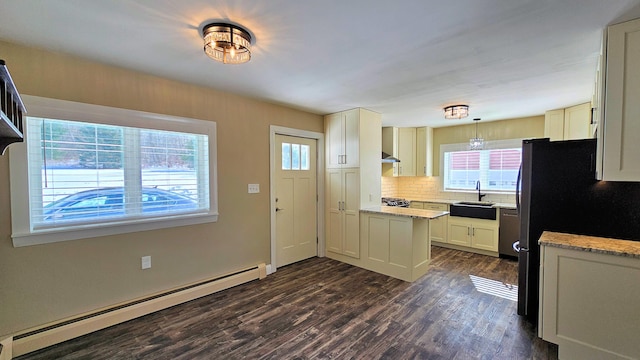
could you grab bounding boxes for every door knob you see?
[276,207,284,212]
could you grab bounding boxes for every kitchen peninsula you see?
[326,206,448,282]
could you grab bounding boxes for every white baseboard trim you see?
[431,242,499,258]
[0,336,12,360]
[266,263,275,275]
[12,263,267,358]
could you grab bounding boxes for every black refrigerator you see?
[516,138,640,324]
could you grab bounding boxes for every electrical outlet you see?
[248,184,260,193]
[141,256,151,269]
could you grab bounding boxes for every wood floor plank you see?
[16,246,558,360]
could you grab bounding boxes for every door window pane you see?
[282,143,291,170]
[301,145,310,170]
[291,144,300,170]
[282,142,310,171]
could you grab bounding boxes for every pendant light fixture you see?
[469,118,484,150]
[444,105,469,119]
[203,23,252,64]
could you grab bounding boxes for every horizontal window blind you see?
[27,117,209,229]
[443,146,522,192]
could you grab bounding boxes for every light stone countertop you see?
[539,231,640,259]
[407,198,458,205]
[408,198,517,210]
[360,206,449,220]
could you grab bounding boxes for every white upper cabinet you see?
[325,110,359,168]
[544,109,565,141]
[324,107,381,205]
[597,18,640,181]
[382,127,416,176]
[563,103,592,140]
[325,112,344,169]
[395,127,416,176]
[544,103,592,141]
[416,127,433,176]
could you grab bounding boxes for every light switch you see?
[248,184,260,193]
[141,256,151,269]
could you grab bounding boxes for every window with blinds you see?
[10,96,218,247]
[28,117,209,229]
[443,146,522,192]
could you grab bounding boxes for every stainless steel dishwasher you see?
[499,208,519,259]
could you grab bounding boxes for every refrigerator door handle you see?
[513,240,529,253]
[516,164,522,216]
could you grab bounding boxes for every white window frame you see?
[10,96,219,247]
[440,139,524,194]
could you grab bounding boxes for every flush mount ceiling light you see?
[203,23,252,64]
[469,118,484,150]
[444,105,469,119]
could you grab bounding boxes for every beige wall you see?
[432,116,545,176]
[0,41,323,337]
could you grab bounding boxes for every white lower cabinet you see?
[540,243,640,359]
[326,168,360,258]
[447,216,498,253]
[416,202,448,243]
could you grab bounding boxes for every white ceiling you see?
[2,0,640,127]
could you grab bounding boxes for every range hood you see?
[382,152,400,163]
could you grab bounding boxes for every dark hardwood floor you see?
[18,246,558,359]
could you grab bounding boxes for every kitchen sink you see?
[455,201,495,207]
[449,202,497,220]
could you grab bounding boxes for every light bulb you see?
[230,46,236,57]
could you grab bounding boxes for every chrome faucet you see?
[476,180,486,202]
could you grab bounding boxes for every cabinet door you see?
[326,169,343,254]
[448,220,471,247]
[600,18,640,181]
[395,127,416,176]
[563,103,592,140]
[430,216,447,243]
[424,203,448,243]
[325,113,344,169]
[544,109,565,141]
[343,169,360,258]
[343,109,360,168]
[416,127,433,176]
[471,225,498,251]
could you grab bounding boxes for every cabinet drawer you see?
[409,201,424,209]
[423,202,448,211]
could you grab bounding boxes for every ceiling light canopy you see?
[444,105,469,119]
[203,23,252,64]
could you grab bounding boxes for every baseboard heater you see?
[10,263,267,358]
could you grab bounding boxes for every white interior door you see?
[275,134,318,267]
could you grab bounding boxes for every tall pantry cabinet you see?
[325,108,381,259]
[597,17,640,181]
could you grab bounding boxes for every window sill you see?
[12,212,218,247]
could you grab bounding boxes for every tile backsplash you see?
[381,176,515,204]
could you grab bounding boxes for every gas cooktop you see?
[381,197,410,207]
